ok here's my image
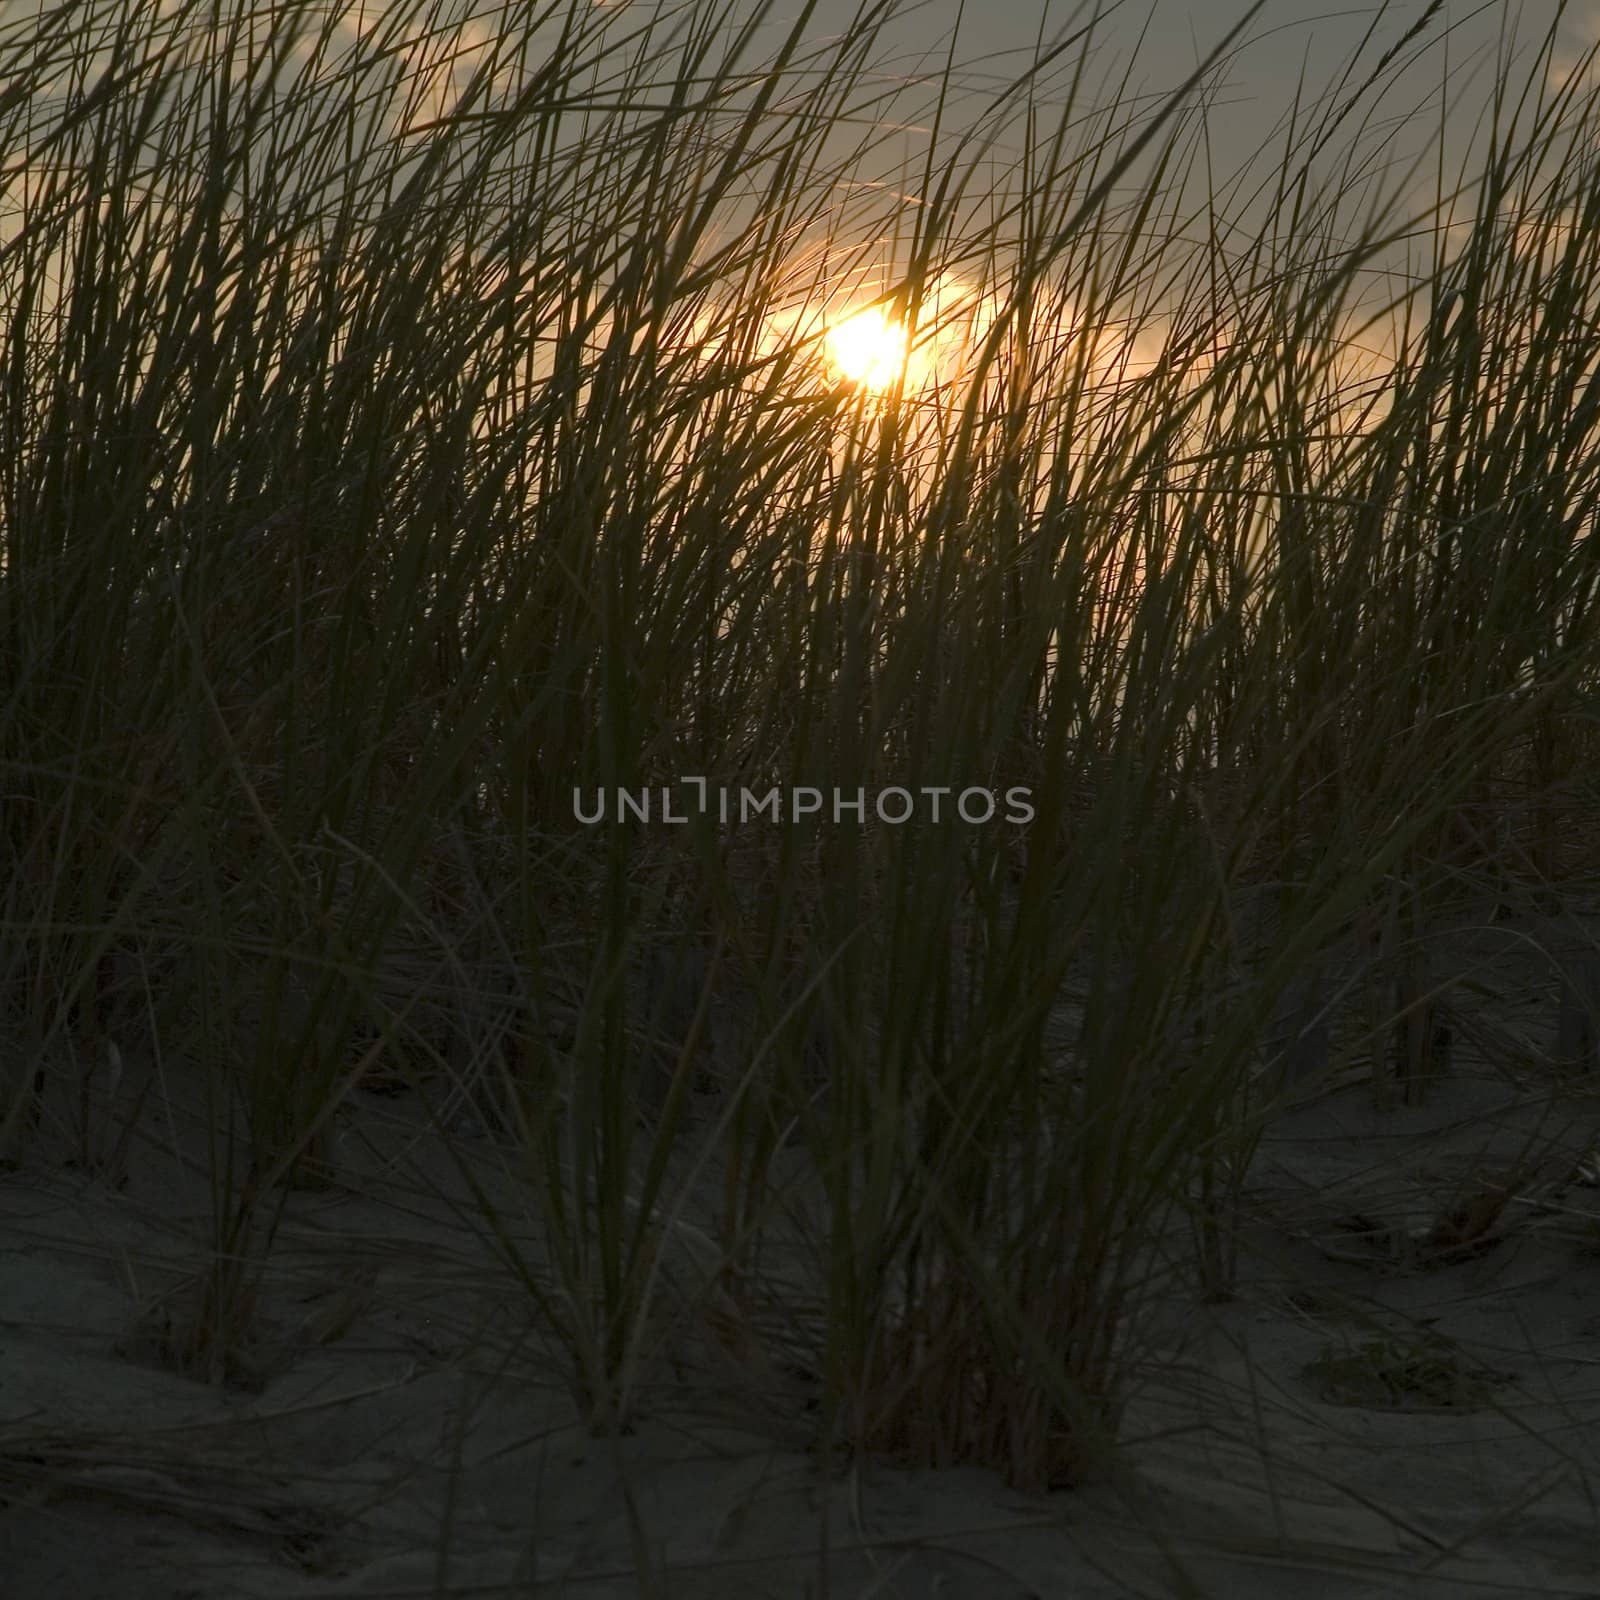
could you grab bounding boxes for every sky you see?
[11,1,1592,227]
[756,2,1595,192]
[761,3,1595,315]
[769,1,1592,131]
[753,2,1595,205]
[6,0,1596,399]
[2,0,1596,549]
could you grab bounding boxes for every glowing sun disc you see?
[825,306,909,390]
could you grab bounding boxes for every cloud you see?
[1548,3,1600,93]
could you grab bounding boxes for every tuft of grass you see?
[3,0,1599,1509]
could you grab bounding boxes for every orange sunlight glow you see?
[825,306,910,390]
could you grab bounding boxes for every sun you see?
[825,305,909,391]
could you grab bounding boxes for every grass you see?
[3,0,1600,1560]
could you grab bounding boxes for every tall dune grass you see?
[3,0,1599,1495]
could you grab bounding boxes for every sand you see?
[6,912,1600,1598]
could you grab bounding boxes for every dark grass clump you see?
[3,0,1599,1496]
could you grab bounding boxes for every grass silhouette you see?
[3,0,1600,1590]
